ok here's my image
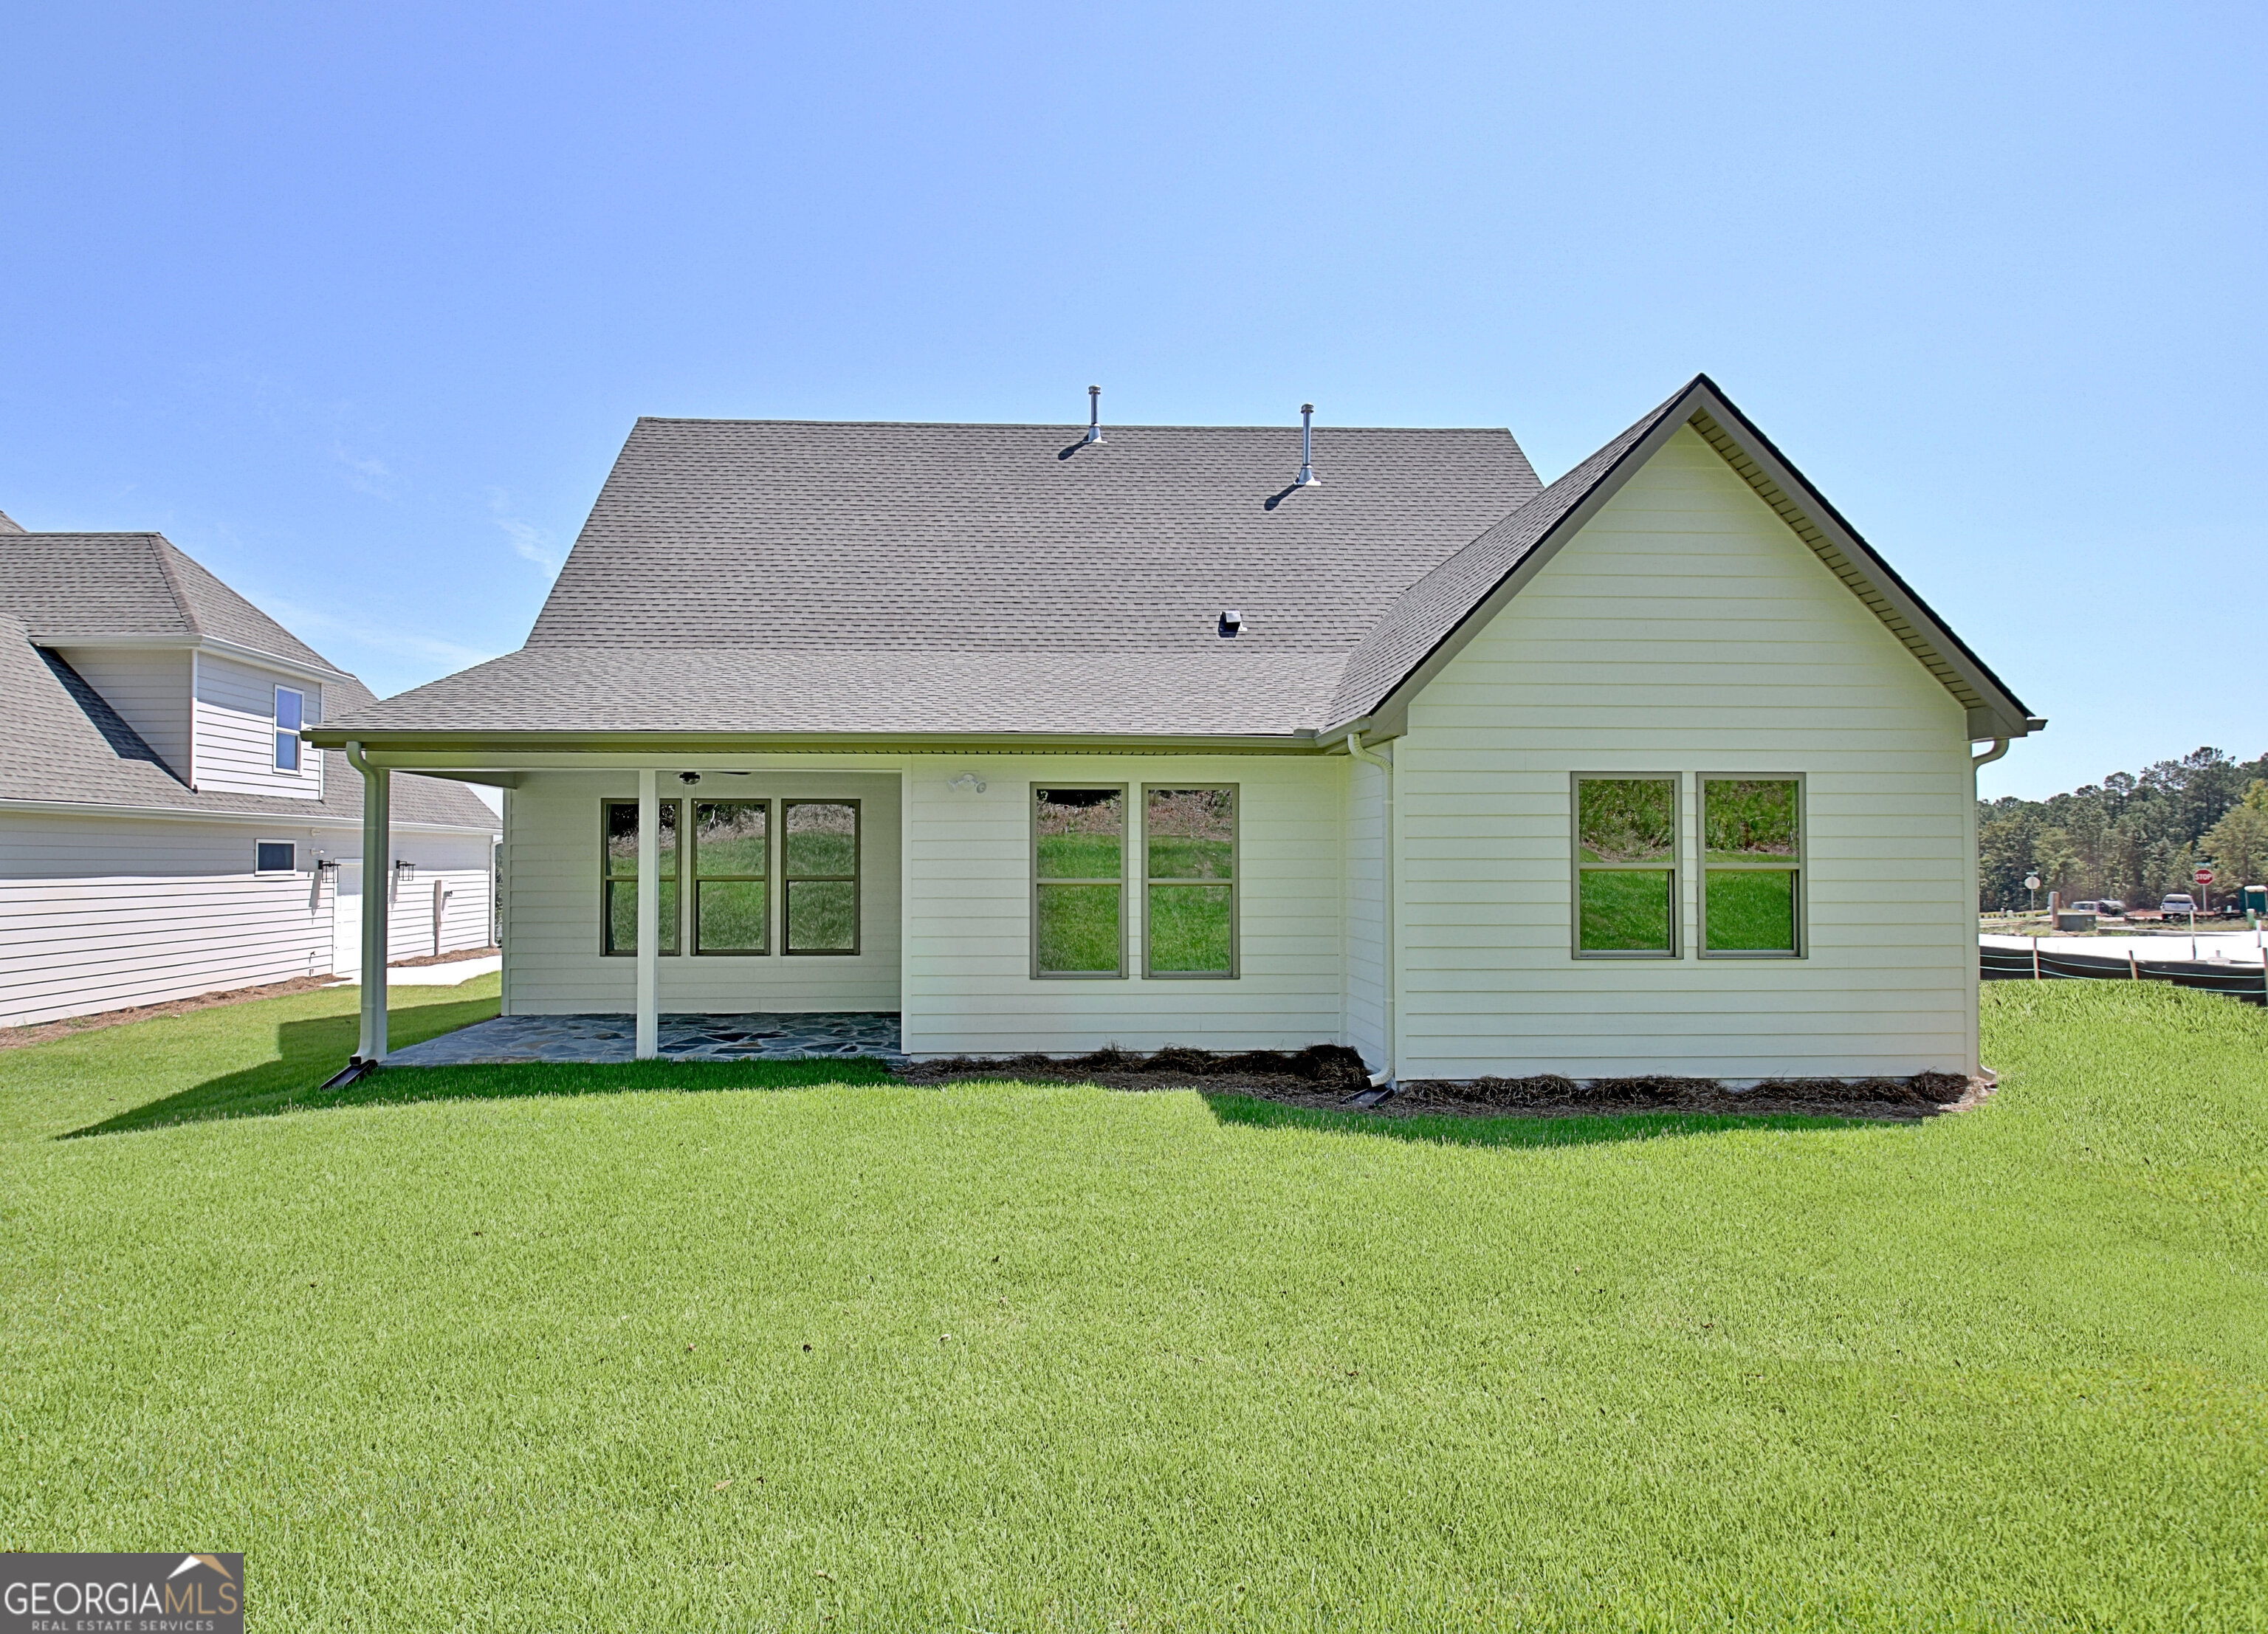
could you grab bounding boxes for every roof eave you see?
[309,727,1327,758]
[32,632,351,685]
[1333,375,2042,742]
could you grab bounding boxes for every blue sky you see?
[2,1,2258,798]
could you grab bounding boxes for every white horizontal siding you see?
[51,646,193,780]
[502,772,901,1015]
[1391,424,1977,1080]
[193,653,323,799]
[0,814,334,1026]
[904,754,1343,1057]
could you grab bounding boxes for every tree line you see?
[1978,746,2268,910]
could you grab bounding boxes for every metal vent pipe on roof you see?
[1295,403,1320,487]
[1085,385,1103,445]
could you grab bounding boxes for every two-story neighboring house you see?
[0,515,501,1028]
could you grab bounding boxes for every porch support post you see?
[346,741,389,1064]
[636,767,659,1059]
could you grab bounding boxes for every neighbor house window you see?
[694,800,769,954]
[1572,775,1679,956]
[601,800,681,955]
[274,686,303,771]
[255,841,296,873]
[1700,777,1804,956]
[1033,786,1125,977]
[1144,786,1237,977]
[782,800,859,954]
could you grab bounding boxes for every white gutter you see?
[1344,730,1398,1088]
[1971,737,2011,769]
[0,797,493,834]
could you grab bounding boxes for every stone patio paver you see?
[385,1011,903,1066]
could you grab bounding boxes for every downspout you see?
[1344,730,1397,1088]
[1967,736,2010,1082]
[343,740,390,1067]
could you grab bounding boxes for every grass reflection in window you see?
[1573,776,1677,955]
[1034,787,1124,976]
[602,799,680,955]
[1702,778,1801,955]
[782,801,859,955]
[1145,786,1235,977]
[694,800,769,954]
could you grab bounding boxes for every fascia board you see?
[1347,388,1702,733]
[311,730,1327,758]
[0,797,495,834]
[1680,381,2041,739]
[35,634,350,685]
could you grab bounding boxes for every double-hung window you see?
[1033,786,1125,976]
[274,686,303,772]
[1572,774,1680,956]
[602,799,681,955]
[782,801,859,954]
[693,800,769,954]
[1700,777,1804,955]
[1143,786,1237,977]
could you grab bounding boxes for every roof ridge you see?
[147,535,204,638]
[630,415,1519,434]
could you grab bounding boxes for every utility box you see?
[2054,910,2097,932]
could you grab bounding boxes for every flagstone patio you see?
[385,1011,904,1067]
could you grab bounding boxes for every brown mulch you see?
[896,1044,1984,1122]
[0,975,343,1051]
[386,945,501,968]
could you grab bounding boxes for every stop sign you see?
[2195,868,2215,885]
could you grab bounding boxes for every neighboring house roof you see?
[0,509,24,534]
[0,531,343,675]
[320,380,2038,746]
[0,612,498,831]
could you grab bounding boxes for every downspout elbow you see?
[1971,737,2011,769]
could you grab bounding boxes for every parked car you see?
[2070,899,2126,918]
[2159,893,2197,919]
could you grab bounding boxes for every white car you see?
[2159,893,2197,918]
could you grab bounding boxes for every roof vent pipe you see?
[1295,403,1320,487]
[1085,385,1103,445]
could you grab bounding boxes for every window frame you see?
[1030,782,1129,980]
[254,840,297,875]
[599,797,684,958]
[780,798,862,958]
[1568,771,1683,960]
[1140,783,1239,980]
[1695,772,1807,960]
[691,797,772,957]
[273,685,304,773]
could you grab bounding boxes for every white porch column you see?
[348,741,390,1064]
[636,767,659,1059]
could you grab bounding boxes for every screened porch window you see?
[1700,777,1804,955]
[1144,786,1236,977]
[1033,786,1124,976]
[1573,775,1679,956]
[782,800,859,954]
[602,799,680,955]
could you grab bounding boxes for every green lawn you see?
[2,980,2264,1630]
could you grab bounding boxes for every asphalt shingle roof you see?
[0,616,495,828]
[0,532,339,672]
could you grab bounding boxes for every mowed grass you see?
[1,982,2264,1629]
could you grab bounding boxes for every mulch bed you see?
[896,1044,1983,1122]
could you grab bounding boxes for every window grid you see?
[781,800,860,956]
[1141,784,1238,979]
[600,798,683,956]
[1570,772,1682,958]
[693,799,771,956]
[1697,775,1806,958]
[1031,784,1127,978]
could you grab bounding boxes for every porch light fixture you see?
[393,859,417,883]
[948,772,988,794]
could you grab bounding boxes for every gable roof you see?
[0,531,343,676]
[320,382,2036,746]
[1324,375,2041,741]
[0,612,496,829]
